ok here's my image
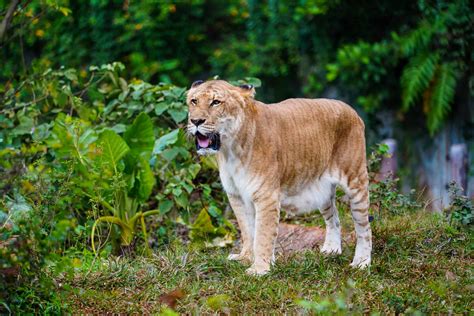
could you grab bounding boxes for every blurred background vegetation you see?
[0,0,472,313]
[1,0,472,197]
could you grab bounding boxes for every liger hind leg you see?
[227,194,254,263]
[348,176,372,268]
[320,185,342,255]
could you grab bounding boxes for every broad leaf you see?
[48,114,97,167]
[98,130,130,173]
[159,199,174,214]
[124,112,155,160]
[168,109,187,123]
[128,156,156,202]
[153,129,180,154]
[123,113,155,174]
[154,102,170,115]
[137,156,156,201]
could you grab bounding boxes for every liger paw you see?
[320,243,342,255]
[350,256,371,269]
[227,252,252,263]
[245,265,270,276]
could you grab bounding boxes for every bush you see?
[0,62,240,311]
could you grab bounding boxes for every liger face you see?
[186,80,246,155]
[187,83,226,155]
[186,80,255,155]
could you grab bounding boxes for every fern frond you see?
[401,52,439,110]
[426,63,457,135]
[397,21,434,56]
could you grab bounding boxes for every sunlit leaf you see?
[153,129,180,154]
[98,130,130,173]
[124,112,154,168]
[168,109,187,123]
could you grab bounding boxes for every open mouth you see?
[195,131,221,151]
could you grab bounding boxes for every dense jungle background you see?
[1,0,473,314]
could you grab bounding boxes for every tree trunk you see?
[448,144,468,192]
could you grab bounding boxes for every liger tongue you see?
[197,135,210,148]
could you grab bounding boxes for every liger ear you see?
[191,80,204,88]
[238,84,256,97]
[239,84,253,90]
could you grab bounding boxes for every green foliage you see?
[401,52,440,110]
[446,181,474,226]
[368,144,422,218]
[0,163,82,313]
[426,63,457,133]
[189,208,235,248]
[0,0,246,85]
[0,63,236,311]
[87,113,159,254]
[2,0,470,135]
[327,0,471,135]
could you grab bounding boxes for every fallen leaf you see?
[158,289,185,309]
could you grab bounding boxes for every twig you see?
[0,4,45,49]
[0,0,20,42]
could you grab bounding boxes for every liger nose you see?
[191,118,206,126]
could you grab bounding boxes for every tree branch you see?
[0,0,20,43]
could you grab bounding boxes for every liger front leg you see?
[247,194,280,275]
[227,193,254,263]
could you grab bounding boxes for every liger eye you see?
[190,99,197,105]
[211,100,221,106]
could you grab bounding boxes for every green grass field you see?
[48,211,472,314]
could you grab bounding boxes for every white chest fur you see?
[218,154,262,204]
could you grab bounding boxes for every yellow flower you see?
[72,258,82,267]
[35,29,45,38]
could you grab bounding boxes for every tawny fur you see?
[187,80,372,275]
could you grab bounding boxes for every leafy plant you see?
[90,112,159,255]
[0,165,79,314]
[368,144,421,218]
[189,208,235,248]
[445,181,473,226]
[48,111,160,254]
[326,0,471,135]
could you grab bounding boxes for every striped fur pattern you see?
[187,80,372,275]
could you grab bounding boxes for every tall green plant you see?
[91,113,158,254]
[48,112,159,254]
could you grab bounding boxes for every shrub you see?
[445,181,473,226]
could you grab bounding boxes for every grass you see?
[49,211,473,314]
